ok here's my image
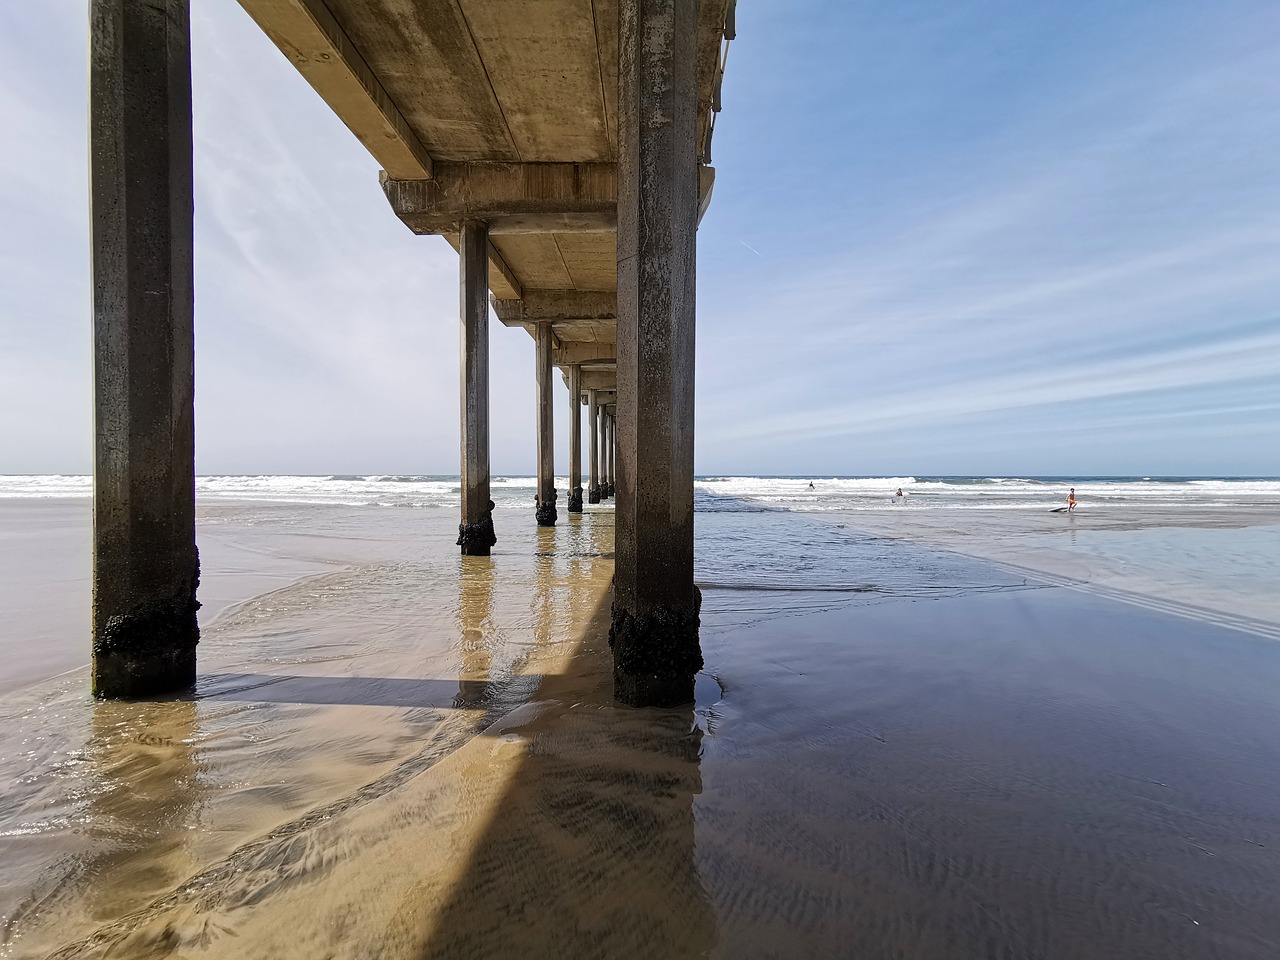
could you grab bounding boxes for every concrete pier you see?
[227,0,731,708]
[605,409,616,498]
[567,365,583,513]
[534,323,557,526]
[597,407,611,500]
[457,221,497,555]
[90,0,200,700]
[610,0,704,707]
[587,389,601,504]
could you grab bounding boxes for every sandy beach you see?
[3,492,1280,958]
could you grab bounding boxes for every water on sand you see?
[2,483,1280,958]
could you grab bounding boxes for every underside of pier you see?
[89,0,733,706]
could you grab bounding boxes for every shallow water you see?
[3,490,1280,958]
[696,584,1280,959]
[826,503,1280,636]
[0,501,619,958]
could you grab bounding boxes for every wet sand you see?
[696,580,1280,959]
[3,501,1280,958]
[0,499,356,694]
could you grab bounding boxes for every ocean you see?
[4,473,1277,643]
[5,472,1280,510]
[3,475,1280,957]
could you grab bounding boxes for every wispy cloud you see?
[1,0,1277,474]
[697,2,1280,472]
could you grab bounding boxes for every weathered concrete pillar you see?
[534,323,557,526]
[90,0,199,700]
[587,388,601,504]
[606,409,616,497]
[611,0,702,706]
[457,221,496,556]
[567,365,584,512]
[601,408,610,497]
[597,406,611,500]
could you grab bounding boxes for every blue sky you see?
[1,1,1277,477]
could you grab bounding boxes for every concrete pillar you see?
[457,221,496,555]
[534,323,557,526]
[597,406,611,500]
[611,0,702,707]
[587,388,601,504]
[567,365,584,512]
[606,409,616,497]
[90,0,199,699]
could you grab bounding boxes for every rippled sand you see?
[4,501,1280,958]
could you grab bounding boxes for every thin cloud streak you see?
[1,0,1278,475]
[720,329,1280,444]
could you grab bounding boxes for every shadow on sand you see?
[198,673,521,710]
[411,590,719,960]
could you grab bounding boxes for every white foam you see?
[3,474,1278,511]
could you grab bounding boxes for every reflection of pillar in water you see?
[85,699,201,921]
[532,526,559,652]
[455,555,496,708]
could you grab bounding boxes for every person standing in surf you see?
[1067,487,1077,512]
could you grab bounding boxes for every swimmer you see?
[1067,487,1076,512]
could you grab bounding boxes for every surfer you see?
[894,487,905,502]
[1067,487,1076,512]
[808,481,814,489]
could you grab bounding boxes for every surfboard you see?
[1049,507,1068,513]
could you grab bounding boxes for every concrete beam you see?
[486,240,523,300]
[386,164,715,236]
[698,166,716,224]
[493,290,616,324]
[540,320,615,343]
[579,369,618,391]
[553,342,617,365]
[236,0,434,179]
[697,0,732,163]
[383,163,616,235]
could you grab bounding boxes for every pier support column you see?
[587,389,601,504]
[606,409,616,497]
[597,407,610,500]
[90,0,199,699]
[567,365,584,512]
[611,0,702,706]
[457,221,496,556]
[534,323,557,526]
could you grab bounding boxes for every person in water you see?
[1067,487,1077,512]
[808,481,814,489]
[894,487,905,500]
